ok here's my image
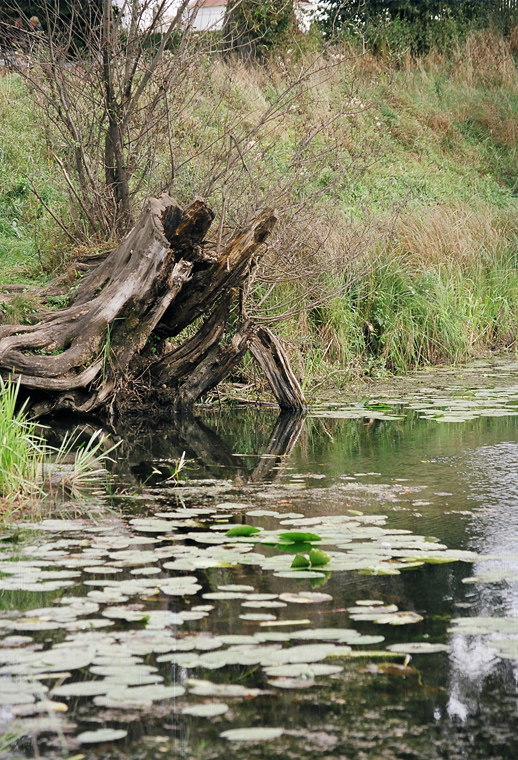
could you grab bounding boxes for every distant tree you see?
[317,0,508,37]
[0,1,103,31]
[222,0,296,61]
[316,0,510,51]
[2,0,194,236]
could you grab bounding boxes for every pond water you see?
[3,359,518,759]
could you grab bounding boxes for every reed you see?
[0,378,44,511]
[0,379,118,517]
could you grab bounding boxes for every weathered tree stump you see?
[0,195,305,417]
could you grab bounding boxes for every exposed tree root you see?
[0,195,304,417]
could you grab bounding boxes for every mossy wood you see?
[0,195,304,417]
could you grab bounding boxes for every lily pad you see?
[53,680,115,697]
[220,727,284,742]
[183,702,229,717]
[187,679,267,698]
[225,526,261,537]
[279,592,333,604]
[309,548,331,566]
[278,532,321,543]
[77,728,128,744]
[387,642,450,654]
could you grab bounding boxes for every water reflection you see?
[114,410,305,485]
[20,392,518,758]
[447,441,518,723]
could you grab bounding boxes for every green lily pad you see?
[225,526,261,537]
[291,554,310,569]
[309,548,331,567]
[278,532,321,543]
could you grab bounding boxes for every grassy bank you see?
[2,26,518,392]
[0,379,116,519]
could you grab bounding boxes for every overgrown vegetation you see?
[0,379,116,518]
[2,4,518,393]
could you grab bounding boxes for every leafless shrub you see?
[3,1,392,332]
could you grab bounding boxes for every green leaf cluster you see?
[223,0,296,60]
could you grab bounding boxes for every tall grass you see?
[0,379,44,506]
[0,379,118,517]
[3,27,518,393]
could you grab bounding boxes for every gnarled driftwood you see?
[0,195,304,417]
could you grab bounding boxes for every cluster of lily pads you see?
[312,370,518,424]
[0,500,479,751]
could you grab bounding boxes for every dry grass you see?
[393,204,512,267]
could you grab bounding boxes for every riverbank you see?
[2,26,518,393]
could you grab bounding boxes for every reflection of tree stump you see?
[0,195,304,417]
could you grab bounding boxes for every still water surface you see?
[3,361,518,759]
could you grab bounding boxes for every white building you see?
[187,0,226,31]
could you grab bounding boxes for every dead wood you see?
[0,194,305,417]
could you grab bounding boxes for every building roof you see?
[188,0,227,8]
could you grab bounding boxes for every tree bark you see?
[0,195,305,417]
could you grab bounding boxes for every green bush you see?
[223,0,297,60]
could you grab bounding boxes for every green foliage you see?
[0,75,67,282]
[223,0,296,60]
[291,548,331,568]
[0,378,44,504]
[3,22,518,394]
[320,0,518,54]
[0,379,118,513]
[225,525,261,537]
[278,531,322,543]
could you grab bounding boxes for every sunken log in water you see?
[0,195,304,417]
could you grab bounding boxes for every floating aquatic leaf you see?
[348,604,398,616]
[279,592,333,604]
[101,607,148,623]
[448,616,518,636]
[267,677,315,689]
[259,619,312,627]
[130,519,178,533]
[53,680,115,697]
[11,699,68,716]
[246,510,279,517]
[220,727,284,742]
[77,728,128,744]
[261,644,337,665]
[274,570,326,579]
[183,702,229,717]
[489,640,518,659]
[0,691,35,705]
[263,663,343,677]
[278,532,321,543]
[203,591,249,600]
[156,652,200,667]
[187,679,267,698]
[309,549,331,567]
[387,642,450,654]
[293,628,384,645]
[225,526,261,537]
[291,554,310,569]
